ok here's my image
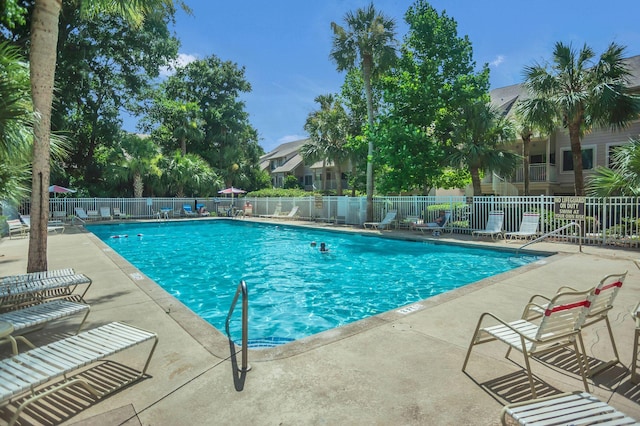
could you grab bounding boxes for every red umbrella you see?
[48,185,76,197]
[217,186,246,195]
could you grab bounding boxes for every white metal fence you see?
[8,195,640,248]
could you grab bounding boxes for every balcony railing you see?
[483,164,557,184]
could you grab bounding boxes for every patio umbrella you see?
[48,185,76,198]
[217,186,246,195]
[217,187,246,211]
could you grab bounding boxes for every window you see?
[561,146,595,172]
[326,172,332,180]
[304,175,313,186]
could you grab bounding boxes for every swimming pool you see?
[88,220,543,347]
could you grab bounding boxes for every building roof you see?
[272,153,303,173]
[260,138,310,162]
[489,54,640,118]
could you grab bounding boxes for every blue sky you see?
[131,0,640,153]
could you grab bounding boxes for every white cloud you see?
[159,53,199,77]
[490,55,505,67]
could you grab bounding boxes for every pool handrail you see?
[225,280,251,373]
[518,222,582,253]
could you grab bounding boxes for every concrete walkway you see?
[1,219,639,425]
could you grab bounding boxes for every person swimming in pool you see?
[319,242,329,253]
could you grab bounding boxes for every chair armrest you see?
[521,302,547,320]
[556,285,579,293]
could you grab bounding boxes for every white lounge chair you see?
[0,322,158,426]
[113,207,127,219]
[505,212,540,241]
[525,271,627,377]
[0,299,90,354]
[6,219,29,239]
[363,210,397,230]
[279,205,300,220]
[99,206,112,220]
[414,211,451,234]
[462,288,592,398]
[87,209,100,220]
[259,205,282,218]
[73,207,90,223]
[0,272,92,310]
[472,210,504,240]
[21,216,66,234]
[501,391,639,426]
[0,268,77,284]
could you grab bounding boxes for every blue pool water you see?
[88,220,542,346]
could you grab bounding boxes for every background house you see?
[260,138,349,192]
[484,54,640,196]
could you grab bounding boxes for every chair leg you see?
[520,336,537,398]
[462,322,484,372]
[632,327,640,383]
[583,317,620,377]
[573,337,590,392]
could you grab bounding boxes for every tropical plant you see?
[0,41,33,204]
[26,0,188,272]
[587,137,640,196]
[378,1,489,194]
[517,42,640,196]
[302,94,352,195]
[161,150,221,197]
[447,102,519,195]
[330,2,397,220]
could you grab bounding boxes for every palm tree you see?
[27,0,187,272]
[517,42,640,197]
[330,3,397,220]
[302,94,351,195]
[512,110,549,196]
[0,42,33,205]
[447,102,519,196]
[587,138,640,196]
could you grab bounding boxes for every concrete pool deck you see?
[1,218,639,425]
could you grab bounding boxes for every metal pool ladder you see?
[225,280,251,372]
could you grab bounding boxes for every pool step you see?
[245,337,295,349]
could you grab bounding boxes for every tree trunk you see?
[470,166,482,196]
[522,133,532,196]
[133,173,143,198]
[568,122,585,196]
[335,165,343,196]
[321,160,327,191]
[362,56,375,222]
[27,0,62,273]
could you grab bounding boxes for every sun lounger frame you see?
[0,273,92,311]
[0,321,158,426]
[0,299,91,354]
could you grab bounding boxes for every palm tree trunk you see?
[471,167,482,196]
[362,57,375,222]
[336,165,343,196]
[522,133,532,195]
[321,160,327,191]
[133,173,144,198]
[568,124,585,195]
[27,0,62,273]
